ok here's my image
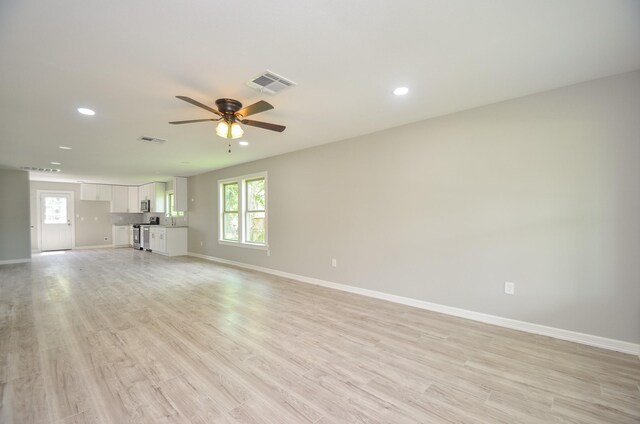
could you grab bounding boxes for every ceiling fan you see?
[169,96,286,141]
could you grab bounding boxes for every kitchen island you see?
[146,225,188,256]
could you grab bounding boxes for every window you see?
[219,172,267,247]
[222,182,239,241]
[43,196,67,224]
[166,191,184,217]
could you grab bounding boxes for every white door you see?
[40,192,73,251]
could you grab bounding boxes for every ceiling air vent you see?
[20,166,61,173]
[138,136,167,144]
[246,70,296,94]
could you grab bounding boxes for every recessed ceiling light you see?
[50,161,62,165]
[239,141,249,146]
[59,146,72,150]
[393,87,409,96]
[77,107,95,116]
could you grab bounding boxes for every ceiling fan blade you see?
[169,118,219,125]
[175,96,222,116]
[236,100,274,118]
[241,119,286,132]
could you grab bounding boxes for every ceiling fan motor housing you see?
[215,98,242,117]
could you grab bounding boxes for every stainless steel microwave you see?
[140,200,150,212]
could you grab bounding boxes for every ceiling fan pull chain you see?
[228,140,231,153]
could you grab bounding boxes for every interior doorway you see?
[37,191,75,251]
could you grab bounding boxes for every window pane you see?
[44,197,67,224]
[246,211,265,244]
[168,192,175,216]
[224,183,238,212]
[246,178,265,211]
[223,212,239,241]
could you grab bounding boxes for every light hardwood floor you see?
[1,249,639,424]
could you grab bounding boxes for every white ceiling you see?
[1,0,639,185]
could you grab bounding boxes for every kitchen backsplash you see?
[143,212,189,227]
[111,213,143,224]
[110,212,188,226]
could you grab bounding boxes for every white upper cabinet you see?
[80,183,96,200]
[81,183,112,201]
[138,182,166,213]
[95,182,169,213]
[110,186,128,212]
[153,182,166,213]
[96,185,112,201]
[128,186,139,213]
[173,177,188,212]
[138,184,148,202]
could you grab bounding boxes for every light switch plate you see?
[505,281,515,295]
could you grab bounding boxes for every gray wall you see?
[30,181,113,248]
[188,71,640,344]
[0,170,31,262]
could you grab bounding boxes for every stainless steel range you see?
[132,225,142,250]
[133,217,160,250]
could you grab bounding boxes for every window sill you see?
[218,240,268,250]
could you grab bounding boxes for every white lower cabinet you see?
[113,225,130,247]
[149,227,187,256]
[149,227,166,253]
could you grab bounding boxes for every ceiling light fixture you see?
[77,107,95,116]
[59,146,73,150]
[50,161,62,165]
[393,87,409,96]
[239,141,249,146]
[215,120,244,139]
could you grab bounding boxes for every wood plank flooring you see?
[1,249,638,423]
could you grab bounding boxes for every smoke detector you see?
[246,70,296,94]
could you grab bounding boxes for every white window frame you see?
[218,171,268,250]
[165,190,184,218]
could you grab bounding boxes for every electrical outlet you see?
[505,281,515,295]
[267,250,271,257]
[200,241,203,247]
[331,258,337,267]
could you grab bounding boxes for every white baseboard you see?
[74,244,112,250]
[188,252,640,356]
[0,258,31,265]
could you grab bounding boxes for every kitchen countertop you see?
[121,224,188,228]
[112,224,185,227]
[138,224,188,228]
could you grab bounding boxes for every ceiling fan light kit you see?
[216,121,244,139]
[170,96,286,148]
